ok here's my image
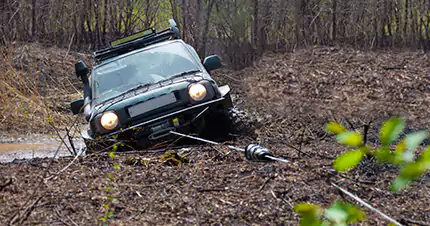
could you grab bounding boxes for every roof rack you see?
[93,20,180,62]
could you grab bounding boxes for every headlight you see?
[100,111,119,130]
[188,83,207,101]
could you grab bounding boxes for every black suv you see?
[70,20,236,151]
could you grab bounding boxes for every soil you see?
[1,47,429,225]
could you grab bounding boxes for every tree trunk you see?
[102,0,108,45]
[31,0,37,41]
[332,0,337,43]
[199,0,215,57]
[252,0,259,50]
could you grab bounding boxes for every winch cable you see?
[169,131,289,163]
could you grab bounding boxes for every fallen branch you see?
[400,218,430,226]
[331,182,403,226]
[270,189,294,209]
[259,176,273,191]
[0,177,12,192]
[9,195,42,225]
[44,147,84,182]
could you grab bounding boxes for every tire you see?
[227,107,255,137]
[201,107,255,140]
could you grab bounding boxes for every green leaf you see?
[403,131,428,162]
[325,122,347,135]
[325,201,366,224]
[405,131,429,151]
[47,118,53,124]
[393,151,404,165]
[392,140,407,164]
[418,146,430,163]
[109,151,115,159]
[333,150,364,172]
[112,144,118,152]
[113,163,121,170]
[294,203,321,215]
[106,195,116,201]
[103,203,109,209]
[375,147,392,163]
[336,131,363,147]
[344,204,366,223]
[294,203,323,226]
[107,173,115,181]
[395,139,406,153]
[379,117,405,146]
[390,177,411,192]
[400,162,426,179]
[325,205,347,224]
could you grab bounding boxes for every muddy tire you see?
[227,107,255,137]
[201,107,255,140]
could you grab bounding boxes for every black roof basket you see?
[93,19,181,62]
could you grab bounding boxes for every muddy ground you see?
[1,47,430,225]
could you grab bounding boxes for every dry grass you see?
[0,43,88,134]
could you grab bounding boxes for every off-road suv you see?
[70,20,239,151]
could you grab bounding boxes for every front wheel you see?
[200,107,255,141]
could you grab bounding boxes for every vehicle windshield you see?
[92,41,201,101]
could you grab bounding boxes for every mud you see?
[0,134,84,162]
[0,47,429,225]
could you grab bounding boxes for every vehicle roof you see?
[93,39,187,69]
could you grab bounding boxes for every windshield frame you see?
[90,40,205,102]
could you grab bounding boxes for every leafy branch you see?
[294,201,366,226]
[326,117,430,192]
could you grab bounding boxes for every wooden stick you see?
[331,182,403,226]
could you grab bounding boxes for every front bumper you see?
[83,95,231,141]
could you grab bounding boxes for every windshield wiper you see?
[122,82,154,95]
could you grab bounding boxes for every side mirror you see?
[203,55,223,72]
[75,61,89,81]
[70,98,85,115]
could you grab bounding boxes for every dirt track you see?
[1,47,429,225]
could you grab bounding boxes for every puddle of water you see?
[0,134,85,163]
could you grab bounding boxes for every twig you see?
[54,208,72,226]
[65,127,77,156]
[400,218,430,226]
[331,182,403,226]
[196,187,226,192]
[8,2,21,25]
[44,148,84,182]
[63,32,75,62]
[9,196,43,225]
[11,117,81,225]
[343,117,356,130]
[48,121,73,155]
[259,176,273,191]
[270,190,294,209]
[0,177,12,192]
